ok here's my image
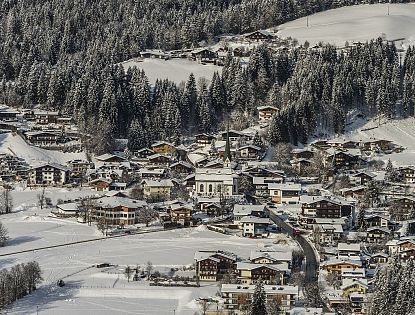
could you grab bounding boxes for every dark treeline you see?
[268,39,404,145]
[0,261,42,309]
[369,256,415,315]
[0,1,414,153]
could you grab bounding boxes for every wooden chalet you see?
[398,166,415,184]
[238,145,262,160]
[147,153,172,165]
[237,262,286,285]
[134,148,155,158]
[169,161,194,174]
[257,105,278,121]
[191,48,217,63]
[245,30,274,41]
[151,141,176,156]
[168,204,192,227]
[34,111,59,124]
[195,133,216,147]
[195,251,237,281]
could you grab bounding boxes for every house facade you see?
[195,168,239,197]
[28,163,70,186]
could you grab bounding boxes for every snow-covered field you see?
[337,116,415,166]
[121,58,221,85]
[1,188,294,314]
[0,133,86,166]
[278,3,415,49]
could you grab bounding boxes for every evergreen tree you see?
[250,281,267,315]
[128,119,146,151]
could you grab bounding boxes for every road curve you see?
[269,210,318,283]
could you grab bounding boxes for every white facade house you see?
[28,163,70,186]
[233,204,267,225]
[337,243,361,260]
[268,183,301,204]
[240,216,271,237]
[195,168,239,197]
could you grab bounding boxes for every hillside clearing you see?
[277,3,415,49]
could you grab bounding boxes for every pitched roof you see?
[240,216,270,224]
[96,153,125,162]
[142,179,174,187]
[233,204,266,216]
[95,196,147,208]
[31,162,70,172]
[250,250,292,262]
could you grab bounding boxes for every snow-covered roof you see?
[170,161,193,169]
[367,226,391,233]
[337,243,361,252]
[245,30,273,37]
[139,168,166,175]
[142,179,174,187]
[95,153,125,162]
[25,130,60,137]
[341,278,368,290]
[250,250,292,262]
[56,202,79,212]
[195,168,238,183]
[321,259,362,267]
[31,162,70,172]
[236,261,288,272]
[240,216,270,224]
[233,204,265,216]
[221,284,297,295]
[268,183,301,191]
[238,145,261,151]
[95,196,146,209]
[151,141,175,148]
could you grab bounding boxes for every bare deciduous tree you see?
[37,187,46,210]
[130,185,144,200]
[124,266,133,282]
[0,187,13,214]
[96,218,108,236]
[146,261,153,280]
[197,299,209,315]
[138,207,158,227]
[0,221,8,247]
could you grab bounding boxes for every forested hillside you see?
[0,0,413,154]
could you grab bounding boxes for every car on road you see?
[292,229,304,236]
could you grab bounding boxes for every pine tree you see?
[250,281,267,315]
[197,81,214,133]
[181,73,197,133]
[356,207,366,231]
[128,119,146,151]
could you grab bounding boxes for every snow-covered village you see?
[1,2,415,315]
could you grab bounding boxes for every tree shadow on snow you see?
[7,235,41,247]
[0,257,17,268]
[7,280,83,314]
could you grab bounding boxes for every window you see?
[209,184,213,193]
[200,184,204,193]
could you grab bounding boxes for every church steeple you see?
[224,126,231,167]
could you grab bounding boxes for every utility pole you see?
[307,16,309,28]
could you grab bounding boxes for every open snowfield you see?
[1,187,295,314]
[277,3,415,49]
[0,133,86,166]
[121,58,221,85]
[337,116,415,166]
